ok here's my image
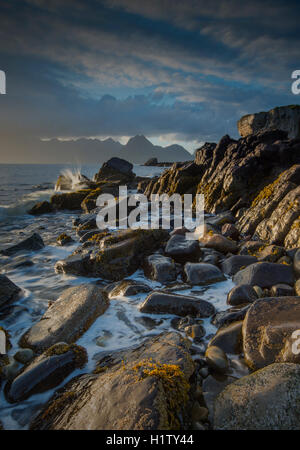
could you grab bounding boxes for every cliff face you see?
[238,105,300,139]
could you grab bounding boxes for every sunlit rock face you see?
[238,105,300,139]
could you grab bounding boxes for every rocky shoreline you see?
[1,106,300,430]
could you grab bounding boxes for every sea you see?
[0,163,239,430]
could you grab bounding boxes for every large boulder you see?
[214,363,300,430]
[226,284,258,306]
[199,233,238,254]
[233,262,294,288]
[28,201,53,215]
[30,332,195,430]
[165,235,201,263]
[139,291,215,317]
[183,262,225,285]
[0,275,21,308]
[20,285,109,352]
[50,190,90,211]
[0,233,44,256]
[243,296,300,370]
[95,157,134,184]
[221,255,257,276]
[237,105,300,139]
[56,229,169,281]
[143,254,177,284]
[6,343,87,403]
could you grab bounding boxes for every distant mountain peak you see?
[127,134,151,145]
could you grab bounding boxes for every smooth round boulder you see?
[233,262,294,288]
[270,283,294,296]
[243,296,300,370]
[184,262,225,285]
[199,233,238,254]
[227,284,258,306]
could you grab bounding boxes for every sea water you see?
[0,163,236,429]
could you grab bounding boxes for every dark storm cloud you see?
[0,0,299,161]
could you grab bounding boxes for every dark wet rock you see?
[0,233,44,256]
[243,296,300,370]
[1,360,20,381]
[221,223,239,240]
[30,332,195,430]
[184,262,225,285]
[199,233,238,254]
[56,233,73,246]
[20,285,109,352]
[208,322,243,354]
[233,262,294,288]
[56,229,169,281]
[51,190,91,211]
[211,304,251,328]
[0,275,21,308]
[200,248,222,265]
[95,157,134,184]
[143,254,177,284]
[107,280,151,297]
[55,250,92,276]
[270,283,294,296]
[202,374,237,423]
[6,343,87,403]
[28,201,53,215]
[214,363,300,430]
[14,348,35,365]
[227,284,258,306]
[221,255,257,276]
[205,346,228,374]
[165,234,201,263]
[140,291,215,317]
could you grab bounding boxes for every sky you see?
[0,0,299,162]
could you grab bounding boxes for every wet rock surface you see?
[0,233,44,256]
[139,291,215,317]
[30,332,195,430]
[20,285,109,352]
[233,262,294,287]
[0,275,21,308]
[6,343,87,402]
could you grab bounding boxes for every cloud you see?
[0,0,299,162]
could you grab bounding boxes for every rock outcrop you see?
[238,105,300,139]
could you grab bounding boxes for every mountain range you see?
[38,135,192,165]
